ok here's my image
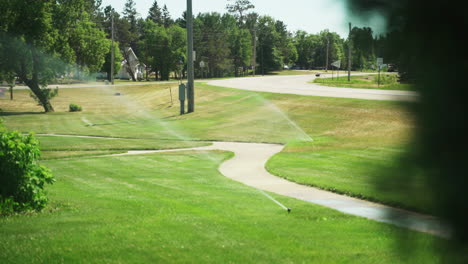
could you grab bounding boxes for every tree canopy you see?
[0,0,110,112]
[226,0,255,24]
[1,0,386,112]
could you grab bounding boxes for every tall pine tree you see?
[148,0,162,25]
[161,5,173,28]
[122,0,139,81]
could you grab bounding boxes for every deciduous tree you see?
[0,0,110,112]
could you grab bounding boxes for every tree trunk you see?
[25,80,54,112]
[125,62,137,81]
[122,49,137,81]
[23,48,54,112]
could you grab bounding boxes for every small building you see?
[116,47,146,80]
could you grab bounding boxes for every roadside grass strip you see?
[314,75,414,91]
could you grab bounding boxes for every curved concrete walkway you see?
[208,74,418,102]
[110,141,449,238]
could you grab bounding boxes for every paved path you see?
[208,74,418,102]
[108,141,449,238]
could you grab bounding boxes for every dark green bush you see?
[0,125,55,215]
[69,103,82,112]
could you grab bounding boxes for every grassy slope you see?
[0,81,446,262]
[314,75,414,90]
[40,150,124,160]
[0,82,419,209]
[0,152,439,263]
[1,84,315,142]
[36,136,209,159]
[261,95,425,210]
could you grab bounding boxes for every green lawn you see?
[1,82,419,209]
[0,84,315,142]
[0,152,440,263]
[266,139,432,211]
[36,136,209,160]
[0,80,450,262]
[260,95,426,211]
[314,74,414,91]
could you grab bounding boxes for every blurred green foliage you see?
[0,128,55,215]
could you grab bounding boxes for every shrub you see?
[0,126,55,215]
[69,103,82,112]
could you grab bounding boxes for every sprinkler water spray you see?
[259,190,291,213]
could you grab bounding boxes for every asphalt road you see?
[208,74,418,102]
[10,73,417,102]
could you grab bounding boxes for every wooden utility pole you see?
[187,0,195,113]
[348,23,352,82]
[326,37,329,72]
[111,13,115,85]
[253,28,257,76]
[261,47,264,76]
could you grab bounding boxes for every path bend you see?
[112,141,449,238]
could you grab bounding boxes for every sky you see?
[100,0,387,38]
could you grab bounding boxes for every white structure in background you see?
[116,47,146,80]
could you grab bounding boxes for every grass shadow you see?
[0,112,45,116]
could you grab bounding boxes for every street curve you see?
[208,74,418,102]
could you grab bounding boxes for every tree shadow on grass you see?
[0,112,45,116]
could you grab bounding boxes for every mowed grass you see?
[260,93,425,210]
[0,152,440,263]
[314,74,414,91]
[36,136,209,160]
[41,150,124,160]
[1,84,189,140]
[0,82,419,209]
[0,84,314,143]
[0,80,445,261]
[266,140,426,209]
